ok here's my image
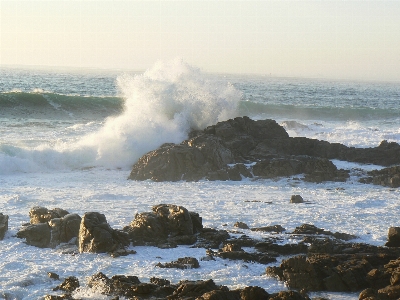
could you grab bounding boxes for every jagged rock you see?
[156,257,200,269]
[291,224,356,241]
[53,276,79,292]
[170,279,219,299]
[269,290,310,300]
[240,286,269,300]
[124,204,201,246]
[198,289,241,300]
[0,213,9,240]
[16,212,81,249]
[290,195,304,203]
[386,227,400,247]
[49,214,81,248]
[267,243,400,293]
[78,212,129,253]
[29,206,69,224]
[360,165,400,188]
[194,228,230,249]
[17,223,51,248]
[129,117,400,183]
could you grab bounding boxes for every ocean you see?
[1,59,400,299]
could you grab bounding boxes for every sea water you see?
[1,59,400,299]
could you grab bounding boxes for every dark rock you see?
[255,242,308,255]
[290,195,304,203]
[361,165,400,188]
[251,225,285,233]
[129,117,400,183]
[53,276,79,292]
[385,227,400,247]
[170,279,219,299]
[78,212,129,254]
[48,213,81,248]
[17,222,51,248]
[269,290,310,300]
[234,222,249,229]
[194,228,230,249]
[29,206,69,224]
[207,243,277,264]
[150,277,170,286]
[48,272,60,280]
[0,213,8,240]
[198,289,241,300]
[240,286,269,300]
[124,204,201,246]
[291,224,356,241]
[156,257,200,269]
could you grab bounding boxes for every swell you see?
[0,92,123,119]
[239,101,400,121]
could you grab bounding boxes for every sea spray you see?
[0,59,242,173]
[77,59,241,169]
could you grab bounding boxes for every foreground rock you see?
[123,204,202,246]
[129,116,400,182]
[266,244,400,294]
[78,212,130,254]
[46,274,310,300]
[17,207,81,248]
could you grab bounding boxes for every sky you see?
[1,0,400,81]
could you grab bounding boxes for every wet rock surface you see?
[0,213,9,240]
[46,274,310,300]
[78,212,130,254]
[128,116,400,183]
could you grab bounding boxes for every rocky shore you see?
[2,202,400,299]
[128,116,400,187]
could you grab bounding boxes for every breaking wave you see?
[0,59,242,173]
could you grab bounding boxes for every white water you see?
[1,60,400,299]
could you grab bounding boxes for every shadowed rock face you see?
[129,116,400,183]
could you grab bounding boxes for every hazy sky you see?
[1,1,400,81]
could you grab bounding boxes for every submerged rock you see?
[156,257,200,269]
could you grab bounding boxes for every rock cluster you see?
[45,273,308,300]
[123,204,203,247]
[10,204,400,300]
[129,117,400,183]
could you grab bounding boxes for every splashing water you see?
[0,59,242,173]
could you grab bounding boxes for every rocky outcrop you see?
[385,227,400,247]
[17,222,51,248]
[156,257,200,269]
[29,206,69,224]
[129,117,400,182]
[78,212,130,254]
[123,204,202,246]
[266,244,400,293]
[0,213,8,240]
[17,208,81,248]
[360,165,400,188]
[46,273,310,300]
